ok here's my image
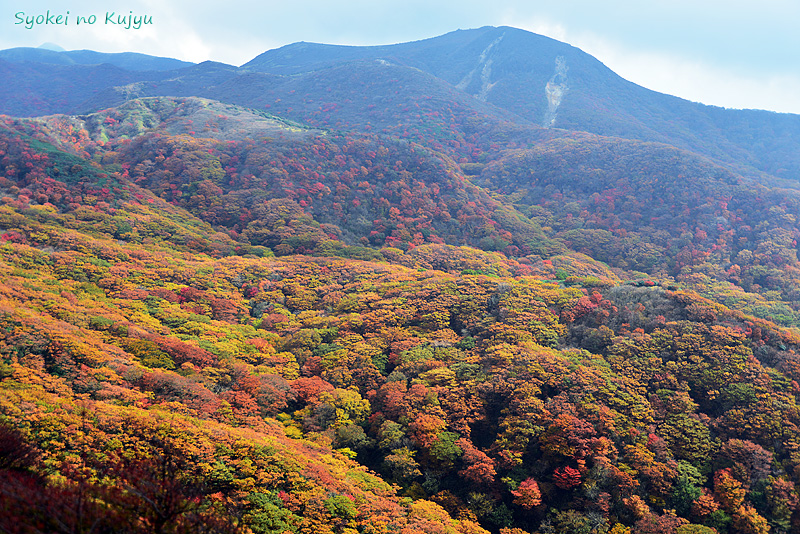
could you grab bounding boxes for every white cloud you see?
[513,18,569,44]
[606,50,800,114]
[508,17,800,114]
[579,38,800,114]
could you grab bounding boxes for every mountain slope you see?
[3,113,800,533]
[14,96,562,258]
[11,95,800,324]
[244,26,800,183]
[0,59,169,117]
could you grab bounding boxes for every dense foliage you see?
[1,33,800,532]
[3,175,800,532]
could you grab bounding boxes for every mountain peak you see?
[37,42,65,52]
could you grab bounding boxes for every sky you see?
[4,0,800,114]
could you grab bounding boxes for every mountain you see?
[0,59,174,117]
[244,26,800,184]
[3,26,800,183]
[37,43,65,52]
[4,27,800,534]
[0,46,194,71]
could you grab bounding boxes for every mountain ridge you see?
[0,46,195,71]
[3,25,799,185]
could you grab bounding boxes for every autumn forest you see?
[3,26,800,534]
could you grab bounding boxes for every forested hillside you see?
[2,26,800,534]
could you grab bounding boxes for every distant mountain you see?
[2,26,800,184]
[0,59,172,116]
[74,61,242,114]
[244,26,800,184]
[0,48,195,116]
[37,42,65,52]
[0,47,194,71]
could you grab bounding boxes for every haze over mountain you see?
[241,26,800,183]
[0,47,194,71]
[2,26,799,186]
[4,25,800,534]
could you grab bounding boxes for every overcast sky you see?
[4,0,800,114]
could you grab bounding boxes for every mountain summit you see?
[37,42,66,52]
[244,26,800,183]
[243,26,596,127]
